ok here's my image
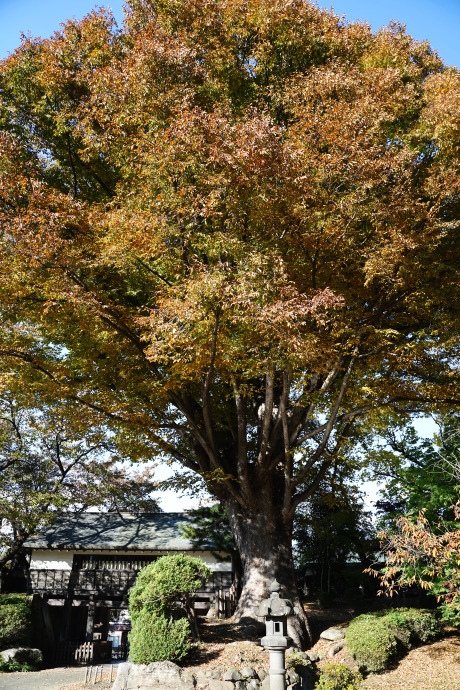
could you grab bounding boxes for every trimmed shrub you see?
[0,658,36,673]
[314,664,362,690]
[389,608,439,644]
[129,554,211,621]
[346,614,397,673]
[0,595,32,650]
[128,554,212,663]
[128,610,191,663]
[345,608,440,673]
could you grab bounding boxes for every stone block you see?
[319,628,344,642]
[327,641,344,658]
[208,680,234,690]
[112,661,196,690]
[287,669,300,684]
[195,671,209,689]
[223,669,242,681]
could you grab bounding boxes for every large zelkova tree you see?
[0,0,460,644]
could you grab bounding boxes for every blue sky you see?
[0,0,459,66]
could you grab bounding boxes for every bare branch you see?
[201,310,220,459]
[294,350,358,485]
[257,367,275,466]
[233,380,250,496]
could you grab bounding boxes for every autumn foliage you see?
[372,505,460,625]
[0,0,459,643]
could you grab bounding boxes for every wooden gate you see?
[54,641,94,665]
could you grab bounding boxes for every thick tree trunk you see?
[224,500,311,649]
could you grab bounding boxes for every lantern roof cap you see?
[254,580,295,618]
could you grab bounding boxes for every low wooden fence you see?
[55,641,93,665]
[54,640,113,665]
[215,582,238,618]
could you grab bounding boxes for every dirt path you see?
[0,664,118,690]
[0,666,87,690]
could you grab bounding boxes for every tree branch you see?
[294,350,358,486]
[233,380,250,496]
[257,367,275,467]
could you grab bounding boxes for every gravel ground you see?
[0,663,119,690]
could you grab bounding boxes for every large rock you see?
[319,628,345,642]
[244,680,259,690]
[112,661,196,690]
[208,681,234,690]
[0,647,42,665]
[327,641,345,658]
[223,669,242,682]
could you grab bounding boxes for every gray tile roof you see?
[24,512,213,552]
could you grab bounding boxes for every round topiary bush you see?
[345,614,398,673]
[386,608,439,645]
[129,553,211,621]
[128,610,191,663]
[314,663,362,690]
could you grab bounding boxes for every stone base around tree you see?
[112,660,315,690]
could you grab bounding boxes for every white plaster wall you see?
[30,550,74,570]
[189,551,232,571]
[29,549,232,571]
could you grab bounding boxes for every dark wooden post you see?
[41,596,56,649]
[86,596,95,642]
[59,596,72,642]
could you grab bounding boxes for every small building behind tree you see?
[23,512,235,665]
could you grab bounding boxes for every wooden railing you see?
[54,641,93,665]
[28,568,237,618]
[28,568,234,598]
[28,569,138,596]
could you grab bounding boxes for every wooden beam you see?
[85,596,95,642]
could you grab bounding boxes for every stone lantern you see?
[254,580,298,690]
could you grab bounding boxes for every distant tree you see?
[294,475,376,597]
[369,413,460,623]
[0,395,159,585]
[367,412,460,525]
